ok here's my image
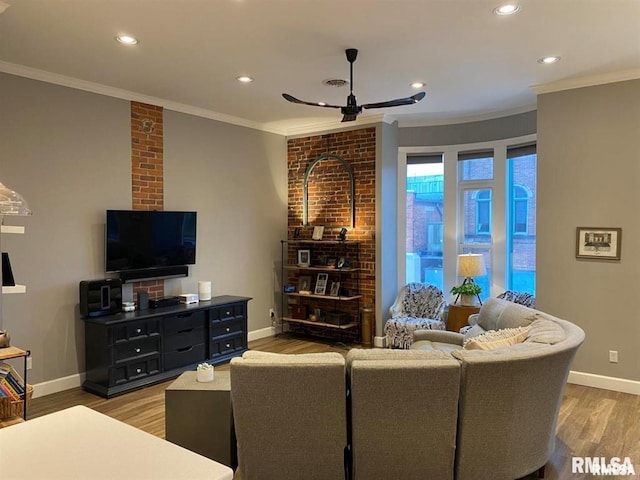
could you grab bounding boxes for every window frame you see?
[397,134,536,298]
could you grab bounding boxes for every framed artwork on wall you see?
[575,227,622,260]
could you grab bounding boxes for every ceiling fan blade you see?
[362,92,426,110]
[282,93,341,109]
[341,113,358,122]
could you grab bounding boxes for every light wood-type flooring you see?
[19,335,640,479]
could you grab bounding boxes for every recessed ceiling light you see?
[493,4,520,15]
[237,76,254,83]
[115,35,138,45]
[410,82,425,89]
[538,56,561,64]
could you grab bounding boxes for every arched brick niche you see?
[303,154,354,228]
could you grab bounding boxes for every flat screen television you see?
[106,210,197,273]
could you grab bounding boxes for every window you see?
[405,154,444,291]
[512,185,529,234]
[507,145,536,295]
[475,190,491,235]
[401,135,536,300]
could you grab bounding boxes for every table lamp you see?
[455,253,486,305]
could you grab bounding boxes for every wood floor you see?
[21,335,640,479]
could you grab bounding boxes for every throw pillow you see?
[463,326,531,350]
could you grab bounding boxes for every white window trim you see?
[397,134,536,298]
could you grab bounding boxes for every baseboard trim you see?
[32,373,85,399]
[248,326,276,342]
[568,370,640,395]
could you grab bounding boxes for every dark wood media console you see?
[82,295,251,398]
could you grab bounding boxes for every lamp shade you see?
[457,253,486,278]
[0,181,32,216]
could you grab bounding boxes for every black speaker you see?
[137,291,149,311]
[79,279,123,318]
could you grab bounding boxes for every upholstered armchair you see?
[384,283,446,349]
[497,289,536,308]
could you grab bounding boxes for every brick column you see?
[130,101,164,298]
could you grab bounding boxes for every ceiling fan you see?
[282,48,426,122]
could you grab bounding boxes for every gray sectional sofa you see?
[230,298,585,480]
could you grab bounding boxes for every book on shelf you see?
[0,379,20,400]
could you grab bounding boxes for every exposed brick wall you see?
[287,128,376,343]
[130,101,164,298]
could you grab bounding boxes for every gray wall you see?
[399,110,536,146]
[537,79,640,381]
[375,121,399,338]
[0,72,287,385]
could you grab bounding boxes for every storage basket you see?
[0,363,33,419]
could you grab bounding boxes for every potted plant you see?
[450,282,482,306]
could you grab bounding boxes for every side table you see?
[165,370,236,468]
[446,304,480,332]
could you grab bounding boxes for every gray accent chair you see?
[230,351,348,480]
[346,349,460,480]
[412,298,585,480]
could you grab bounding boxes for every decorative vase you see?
[460,294,476,307]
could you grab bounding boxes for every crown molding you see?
[532,68,640,95]
[0,61,288,135]
[281,113,387,138]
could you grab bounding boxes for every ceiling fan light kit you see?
[283,48,426,122]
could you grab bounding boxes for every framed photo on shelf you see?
[329,281,340,297]
[337,257,350,269]
[326,257,337,268]
[314,273,328,295]
[312,226,325,241]
[575,227,622,260]
[297,275,312,294]
[297,249,311,266]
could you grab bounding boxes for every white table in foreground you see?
[0,405,234,480]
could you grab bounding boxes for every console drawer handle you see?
[177,328,193,334]
[177,313,192,318]
[134,347,141,353]
[225,311,231,316]
[136,368,142,374]
[226,327,230,332]
[177,346,194,353]
[226,343,231,348]
[136,328,142,334]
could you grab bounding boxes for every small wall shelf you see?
[2,285,26,295]
[0,226,25,235]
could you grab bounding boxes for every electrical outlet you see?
[26,356,33,370]
[269,308,275,319]
[609,350,618,363]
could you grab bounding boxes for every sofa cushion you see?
[476,298,538,331]
[463,326,531,350]
[410,340,463,354]
[462,324,486,341]
[346,347,450,368]
[526,318,566,344]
